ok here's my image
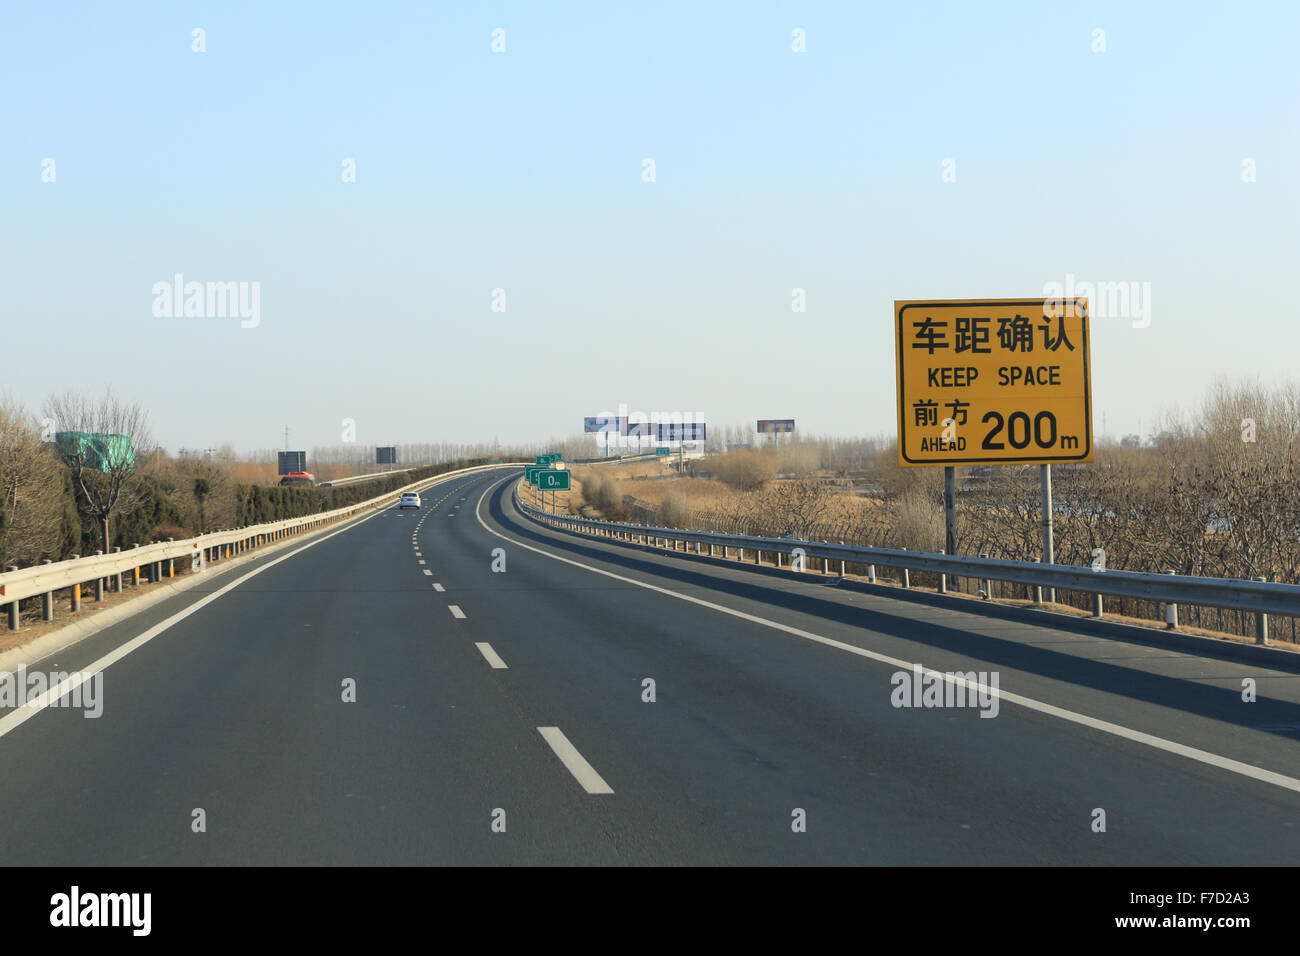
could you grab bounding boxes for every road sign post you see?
[1041,463,1055,602]
[944,466,956,559]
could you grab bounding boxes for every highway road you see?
[3,466,1300,864]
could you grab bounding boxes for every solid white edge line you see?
[475,476,1300,796]
[538,726,614,794]
[475,642,508,669]
[0,506,385,742]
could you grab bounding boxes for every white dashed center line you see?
[448,605,466,619]
[475,642,507,669]
[538,727,614,795]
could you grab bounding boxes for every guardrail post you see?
[868,564,876,584]
[1164,571,1178,629]
[839,541,846,577]
[777,551,783,568]
[112,547,123,592]
[131,543,141,585]
[900,549,910,589]
[5,566,18,630]
[1091,593,1103,617]
[41,559,54,621]
[980,554,990,599]
[69,555,81,611]
[1255,577,1269,644]
[1032,558,1043,604]
[93,551,105,601]
[937,550,947,593]
[754,547,761,565]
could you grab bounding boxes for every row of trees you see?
[0,390,502,569]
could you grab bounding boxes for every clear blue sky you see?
[3,1,1296,452]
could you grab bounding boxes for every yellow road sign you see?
[895,298,1093,467]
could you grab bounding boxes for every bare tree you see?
[43,389,151,551]
[0,397,67,564]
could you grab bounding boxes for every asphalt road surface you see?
[4,466,1300,864]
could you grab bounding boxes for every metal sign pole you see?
[944,466,957,558]
[1040,463,1055,602]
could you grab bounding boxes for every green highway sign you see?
[535,456,548,466]
[535,453,563,466]
[536,469,571,491]
[525,465,545,484]
[656,447,670,456]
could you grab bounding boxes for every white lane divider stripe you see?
[449,605,466,619]
[432,583,445,592]
[538,727,613,794]
[422,569,432,576]
[474,477,1300,797]
[475,642,508,669]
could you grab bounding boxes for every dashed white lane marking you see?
[432,583,445,592]
[475,642,508,669]
[448,605,466,619]
[474,477,1300,797]
[538,727,614,795]
[418,559,426,565]
[422,569,432,576]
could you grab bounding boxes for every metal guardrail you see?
[512,485,1300,638]
[0,463,526,629]
[319,467,413,488]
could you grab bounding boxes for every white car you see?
[399,492,421,509]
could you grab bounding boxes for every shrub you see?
[659,490,690,528]
[712,449,777,491]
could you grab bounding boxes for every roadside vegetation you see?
[565,379,1300,642]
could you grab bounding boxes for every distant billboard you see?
[52,432,135,473]
[584,416,628,434]
[656,422,706,442]
[757,419,795,434]
[376,446,397,465]
[278,451,307,475]
[626,419,655,438]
